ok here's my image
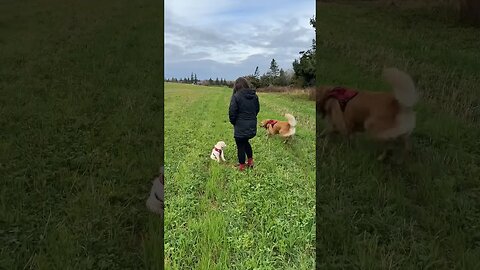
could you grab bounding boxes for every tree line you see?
[244,59,294,89]
[165,73,232,87]
[165,72,199,84]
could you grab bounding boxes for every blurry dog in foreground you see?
[260,113,297,143]
[210,141,227,162]
[146,166,164,215]
[317,67,418,161]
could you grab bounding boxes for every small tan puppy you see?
[260,113,297,142]
[317,67,418,161]
[210,141,227,162]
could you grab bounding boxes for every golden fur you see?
[260,113,297,142]
[317,68,418,160]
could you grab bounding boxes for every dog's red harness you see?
[214,147,222,154]
[265,120,278,128]
[327,87,358,111]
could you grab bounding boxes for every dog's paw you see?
[377,149,393,162]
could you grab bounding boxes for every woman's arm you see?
[255,96,260,115]
[229,95,238,125]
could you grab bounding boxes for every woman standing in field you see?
[229,77,260,171]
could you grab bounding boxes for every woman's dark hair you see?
[233,77,250,94]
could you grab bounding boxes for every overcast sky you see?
[165,0,315,81]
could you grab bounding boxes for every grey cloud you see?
[165,7,313,80]
[165,16,233,49]
[165,43,210,63]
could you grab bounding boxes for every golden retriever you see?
[317,67,418,161]
[260,113,297,143]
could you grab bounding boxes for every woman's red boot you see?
[246,158,254,168]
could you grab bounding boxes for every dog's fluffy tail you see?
[383,67,418,108]
[285,113,297,127]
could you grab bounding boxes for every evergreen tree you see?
[215,77,219,85]
[259,73,271,87]
[269,59,279,78]
[292,16,316,87]
[194,73,198,84]
[254,66,260,78]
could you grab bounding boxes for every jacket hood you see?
[237,88,256,99]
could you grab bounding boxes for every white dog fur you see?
[210,141,227,162]
[146,166,164,215]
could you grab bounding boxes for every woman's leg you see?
[235,137,247,164]
[245,139,253,159]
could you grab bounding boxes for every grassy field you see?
[164,82,315,269]
[1,0,163,269]
[316,2,480,269]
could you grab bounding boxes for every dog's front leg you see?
[221,151,226,162]
[377,149,389,161]
[397,134,412,163]
[319,116,335,138]
[265,130,271,139]
[377,141,393,161]
[402,134,412,153]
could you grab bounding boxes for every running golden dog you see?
[260,113,297,142]
[317,68,418,161]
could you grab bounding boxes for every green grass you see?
[164,83,315,269]
[317,2,480,269]
[0,0,163,269]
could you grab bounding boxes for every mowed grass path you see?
[164,83,315,269]
[1,0,163,269]
[317,2,480,269]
